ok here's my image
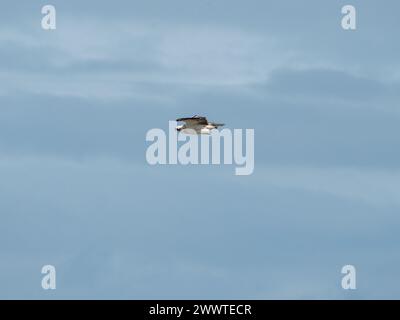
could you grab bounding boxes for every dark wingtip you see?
[176,115,207,122]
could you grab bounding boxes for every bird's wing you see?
[210,123,225,128]
[176,116,208,126]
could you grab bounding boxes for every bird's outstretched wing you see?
[210,122,225,128]
[176,115,208,125]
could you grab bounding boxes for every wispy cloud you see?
[251,166,400,207]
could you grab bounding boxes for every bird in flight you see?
[176,115,225,134]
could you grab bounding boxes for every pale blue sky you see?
[0,0,400,299]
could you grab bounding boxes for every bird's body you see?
[176,115,224,134]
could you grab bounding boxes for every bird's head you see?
[176,125,184,132]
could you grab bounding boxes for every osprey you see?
[176,115,224,134]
